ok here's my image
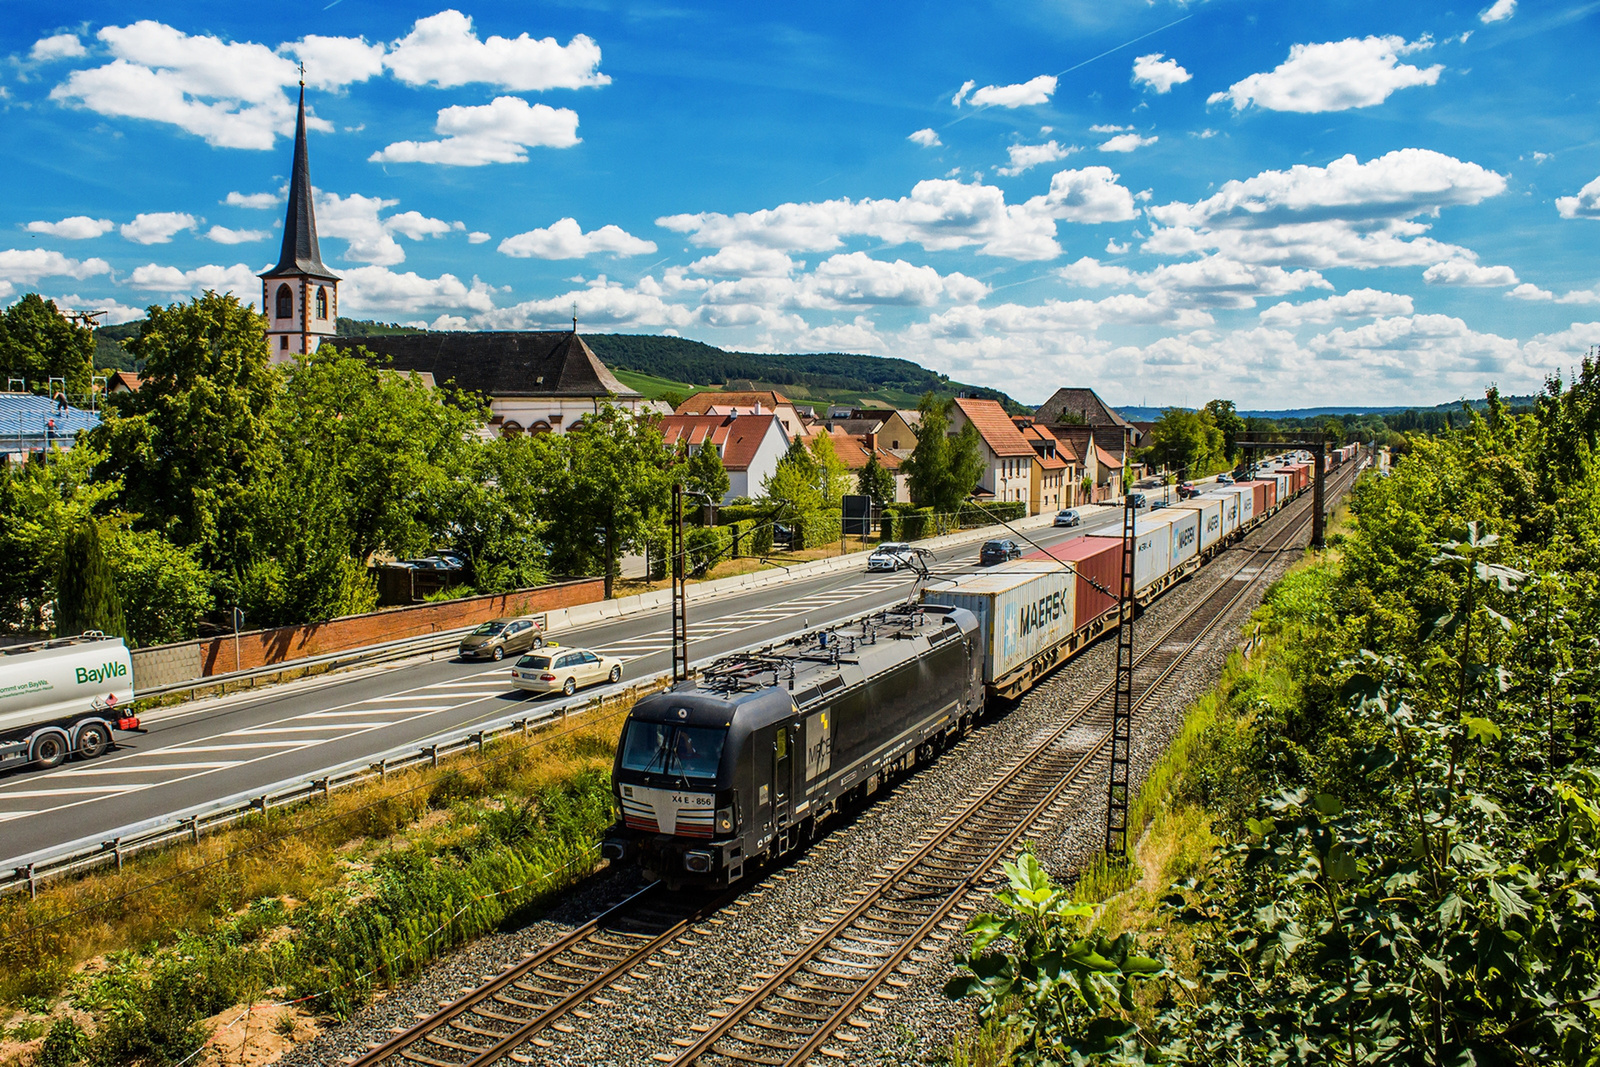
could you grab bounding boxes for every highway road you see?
[0,507,1133,865]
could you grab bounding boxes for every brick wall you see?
[132,578,605,685]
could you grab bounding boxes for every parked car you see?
[1176,481,1197,499]
[867,542,917,571]
[458,616,544,661]
[979,539,1023,566]
[1052,509,1082,528]
[511,646,623,696]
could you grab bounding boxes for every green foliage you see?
[0,444,119,635]
[960,500,1027,526]
[858,454,896,509]
[762,437,823,515]
[791,511,842,551]
[1204,398,1245,462]
[946,852,1165,1064]
[684,439,731,503]
[749,517,775,556]
[0,294,96,394]
[905,393,986,514]
[55,519,126,639]
[684,524,732,576]
[1144,406,1226,478]
[809,432,853,508]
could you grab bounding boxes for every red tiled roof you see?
[801,427,903,470]
[676,390,792,415]
[658,413,782,472]
[952,397,1034,457]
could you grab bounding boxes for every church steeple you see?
[261,76,339,361]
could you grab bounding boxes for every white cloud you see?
[480,277,693,331]
[0,249,112,286]
[1556,176,1600,220]
[204,225,270,244]
[127,261,259,296]
[1099,132,1157,153]
[909,128,942,147]
[1145,149,1506,269]
[120,212,197,244]
[804,252,988,307]
[26,216,114,240]
[1507,283,1553,301]
[1259,288,1415,326]
[1028,166,1138,223]
[31,34,86,61]
[967,74,1057,108]
[1132,53,1191,93]
[384,10,609,91]
[315,191,403,264]
[951,80,975,107]
[225,191,282,209]
[1055,257,1135,288]
[997,140,1073,176]
[688,246,797,278]
[34,294,146,325]
[1106,239,1129,254]
[370,96,580,166]
[1507,282,1600,305]
[1208,36,1443,113]
[1422,259,1519,286]
[1480,0,1516,23]
[497,217,657,258]
[338,264,499,315]
[467,231,491,244]
[383,211,455,240]
[1090,124,1130,133]
[282,34,387,90]
[1135,256,1329,309]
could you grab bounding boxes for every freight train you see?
[605,452,1356,887]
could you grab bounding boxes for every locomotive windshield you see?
[619,722,725,780]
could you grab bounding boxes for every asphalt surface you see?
[0,508,1133,865]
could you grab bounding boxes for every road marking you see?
[47,762,242,776]
[165,742,311,753]
[229,723,395,735]
[0,811,38,822]
[308,705,453,716]
[0,785,151,799]
[360,693,478,703]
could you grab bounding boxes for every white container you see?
[0,638,134,736]
[922,564,1077,683]
[1201,487,1241,538]
[1143,509,1200,568]
[1173,497,1223,553]
[1129,516,1173,592]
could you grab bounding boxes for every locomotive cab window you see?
[619,722,725,780]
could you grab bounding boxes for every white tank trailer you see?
[0,635,141,771]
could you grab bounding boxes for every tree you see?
[1203,398,1245,463]
[762,438,823,516]
[94,292,280,578]
[0,443,120,635]
[55,520,126,639]
[809,432,852,508]
[684,438,731,504]
[541,405,671,598]
[0,294,95,395]
[1321,415,1346,446]
[446,434,555,594]
[858,454,895,510]
[1144,407,1224,478]
[100,525,213,647]
[904,393,985,514]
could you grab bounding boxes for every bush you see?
[645,537,667,581]
[725,521,748,559]
[684,524,731,577]
[715,503,777,525]
[880,510,900,541]
[749,520,774,556]
[959,500,1026,526]
[792,511,841,551]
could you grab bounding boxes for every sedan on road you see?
[458,616,545,661]
[979,539,1023,566]
[867,542,917,571]
[512,647,623,696]
[1052,509,1081,528]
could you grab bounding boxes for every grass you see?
[611,368,696,401]
[0,686,656,1066]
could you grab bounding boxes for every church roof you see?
[1034,387,1131,429]
[262,85,338,282]
[323,331,643,399]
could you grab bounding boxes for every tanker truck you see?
[0,634,142,771]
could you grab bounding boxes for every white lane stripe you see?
[167,742,310,753]
[0,785,150,798]
[0,811,38,822]
[50,762,241,776]
[359,693,476,704]
[228,723,395,735]
[307,706,451,717]
[424,677,520,688]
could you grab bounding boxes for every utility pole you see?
[1105,491,1137,858]
[671,483,689,682]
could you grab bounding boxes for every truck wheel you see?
[32,732,68,769]
[76,723,110,760]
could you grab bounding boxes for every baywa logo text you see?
[1018,590,1070,637]
[75,661,129,685]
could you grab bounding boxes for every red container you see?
[1236,479,1272,516]
[1023,536,1122,629]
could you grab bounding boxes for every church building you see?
[263,86,658,433]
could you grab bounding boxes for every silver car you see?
[1052,509,1081,527]
[512,646,623,696]
[867,542,916,571]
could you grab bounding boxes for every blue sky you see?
[3,0,1599,407]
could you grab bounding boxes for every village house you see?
[948,397,1036,511]
[656,412,790,503]
[674,390,807,440]
[804,425,912,503]
[1018,421,1070,514]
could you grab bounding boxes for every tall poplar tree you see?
[56,520,126,640]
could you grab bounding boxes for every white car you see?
[867,542,917,571]
[511,646,623,696]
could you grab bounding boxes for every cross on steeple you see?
[298,60,305,88]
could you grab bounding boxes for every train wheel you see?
[76,723,110,760]
[31,732,68,769]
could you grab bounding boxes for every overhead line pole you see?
[1105,491,1137,858]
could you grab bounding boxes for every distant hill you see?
[1118,397,1538,421]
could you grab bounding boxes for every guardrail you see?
[3,670,678,897]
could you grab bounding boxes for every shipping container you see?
[922,565,1078,685]
[1200,487,1241,539]
[1236,479,1272,516]
[1173,496,1223,553]
[1022,536,1122,631]
[1141,507,1200,568]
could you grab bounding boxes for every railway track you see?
[345,458,1362,1067]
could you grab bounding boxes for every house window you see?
[315,286,328,319]
[275,284,293,320]
[279,335,287,350]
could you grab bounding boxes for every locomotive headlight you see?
[715,806,734,833]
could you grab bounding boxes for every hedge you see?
[749,519,774,556]
[791,511,842,551]
[959,500,1027,526]
[726,520,748,559]
[715,503,779,525]
[684,524,732,577]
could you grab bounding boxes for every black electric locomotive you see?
[602,603,982,887]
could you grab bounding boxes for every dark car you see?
[979,539,1022,566]
[1128,493,1148,509]
[1151,499,1169,510]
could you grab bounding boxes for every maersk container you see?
[922,564,1077,684]
[1023,535,1122,630]
[1142,507,1200,568]
[1173,496,1223,553]
[1202,486,1244,537]
[1236,479,1272,517]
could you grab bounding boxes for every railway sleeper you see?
[757,998,837,1023]
[710,1043,793,1066]
[449,1018,517,1040]
[422,1031,493,1054]
[397,1048,459,1067]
